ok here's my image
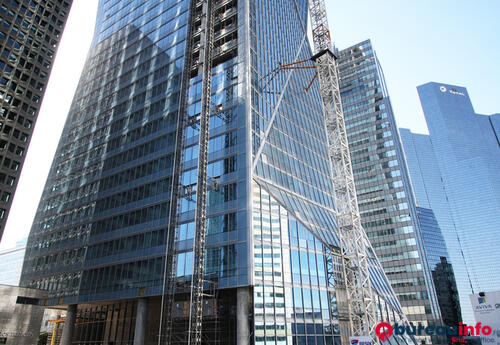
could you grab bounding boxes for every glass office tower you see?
[0,238,26,285]
[20,2,410,344]
[0,0,73,241]
[400,82,500,324]
[337,40,443,343]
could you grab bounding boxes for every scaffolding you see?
[187,0,215,343]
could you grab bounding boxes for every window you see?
[223,183,236,202]
[5,175,15,186]
[16,296,39,305]
[207,212,236,234]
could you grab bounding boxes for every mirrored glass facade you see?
[20,2,411,344]
[0,0,73,241]
[399,129,470,325]
[400,82,500,324]
[251,182,413,345]
[337,40,443,343]
[22,0,192,303]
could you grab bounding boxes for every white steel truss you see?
[308,0,378,339]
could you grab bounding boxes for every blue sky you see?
[327,0,500,133]
[1,0,499,249]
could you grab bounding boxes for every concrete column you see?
[237,287,251,345]
[60,304,77,345]
[133,298,148,345]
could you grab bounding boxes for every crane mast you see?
[307,0,378,339]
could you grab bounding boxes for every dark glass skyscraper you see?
[0,0,73,241]
[20,2,411,345]
[400,82,500,324]
[337,40,443,343]
[416,206,461,326]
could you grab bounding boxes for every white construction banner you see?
[470,290,500,345]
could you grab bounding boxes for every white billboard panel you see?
[350,336,373,345]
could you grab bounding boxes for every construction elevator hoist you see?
[159,0,215,344]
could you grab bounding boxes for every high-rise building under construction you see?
[337,40,444,343]
[21,2,412,345]
[0,0,73,241]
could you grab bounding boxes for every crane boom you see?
[307,0,378,338]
